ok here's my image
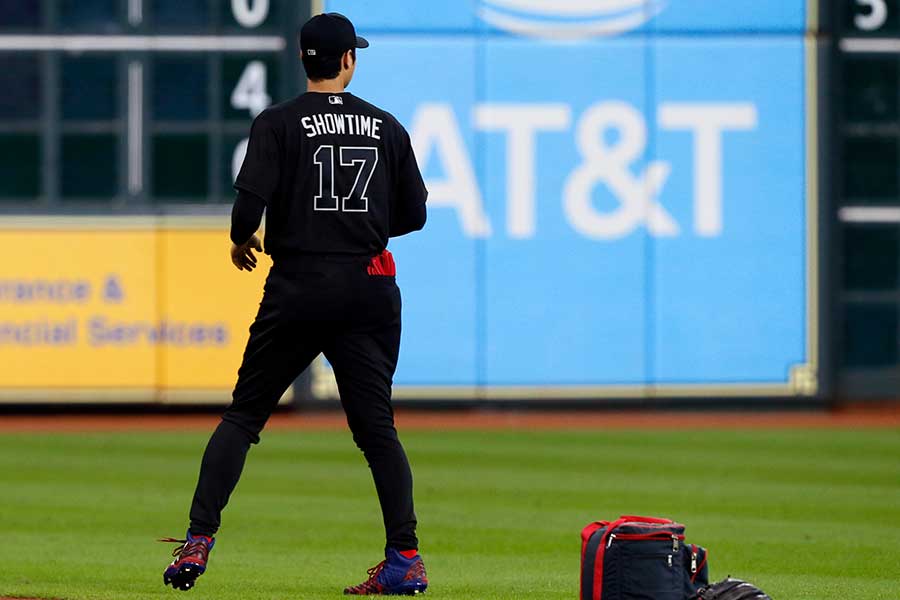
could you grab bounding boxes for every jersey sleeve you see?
[234,113,281,203]
[230,189,266,245]
[390,127,428,237]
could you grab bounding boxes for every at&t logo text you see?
[408,101,758,241]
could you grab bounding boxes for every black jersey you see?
[233,91,427,256]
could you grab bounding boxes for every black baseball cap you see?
[299,13,369,57]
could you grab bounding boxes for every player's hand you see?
[231,234,263,272]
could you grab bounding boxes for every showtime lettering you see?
[302,113,383,140]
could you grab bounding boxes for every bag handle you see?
[618,515,674,524]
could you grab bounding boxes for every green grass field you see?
[1,426,899,599]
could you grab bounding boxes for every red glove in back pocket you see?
[367,249,396,276]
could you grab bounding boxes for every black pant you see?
[188,255,418,551]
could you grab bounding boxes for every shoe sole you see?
[391,582,427,596]
[163,563,205,591]
[344,583,427,596]
[343,591,426,596]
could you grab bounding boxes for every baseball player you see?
[161,13,428,596]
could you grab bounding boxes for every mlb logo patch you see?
[329,95,344,105]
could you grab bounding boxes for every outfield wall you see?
[0,1,825,404]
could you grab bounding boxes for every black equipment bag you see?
[581,515,709,600]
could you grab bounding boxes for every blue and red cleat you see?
[160,531,215,591]
[344,548,428,595]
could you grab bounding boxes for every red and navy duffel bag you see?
[580,515,709,600]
